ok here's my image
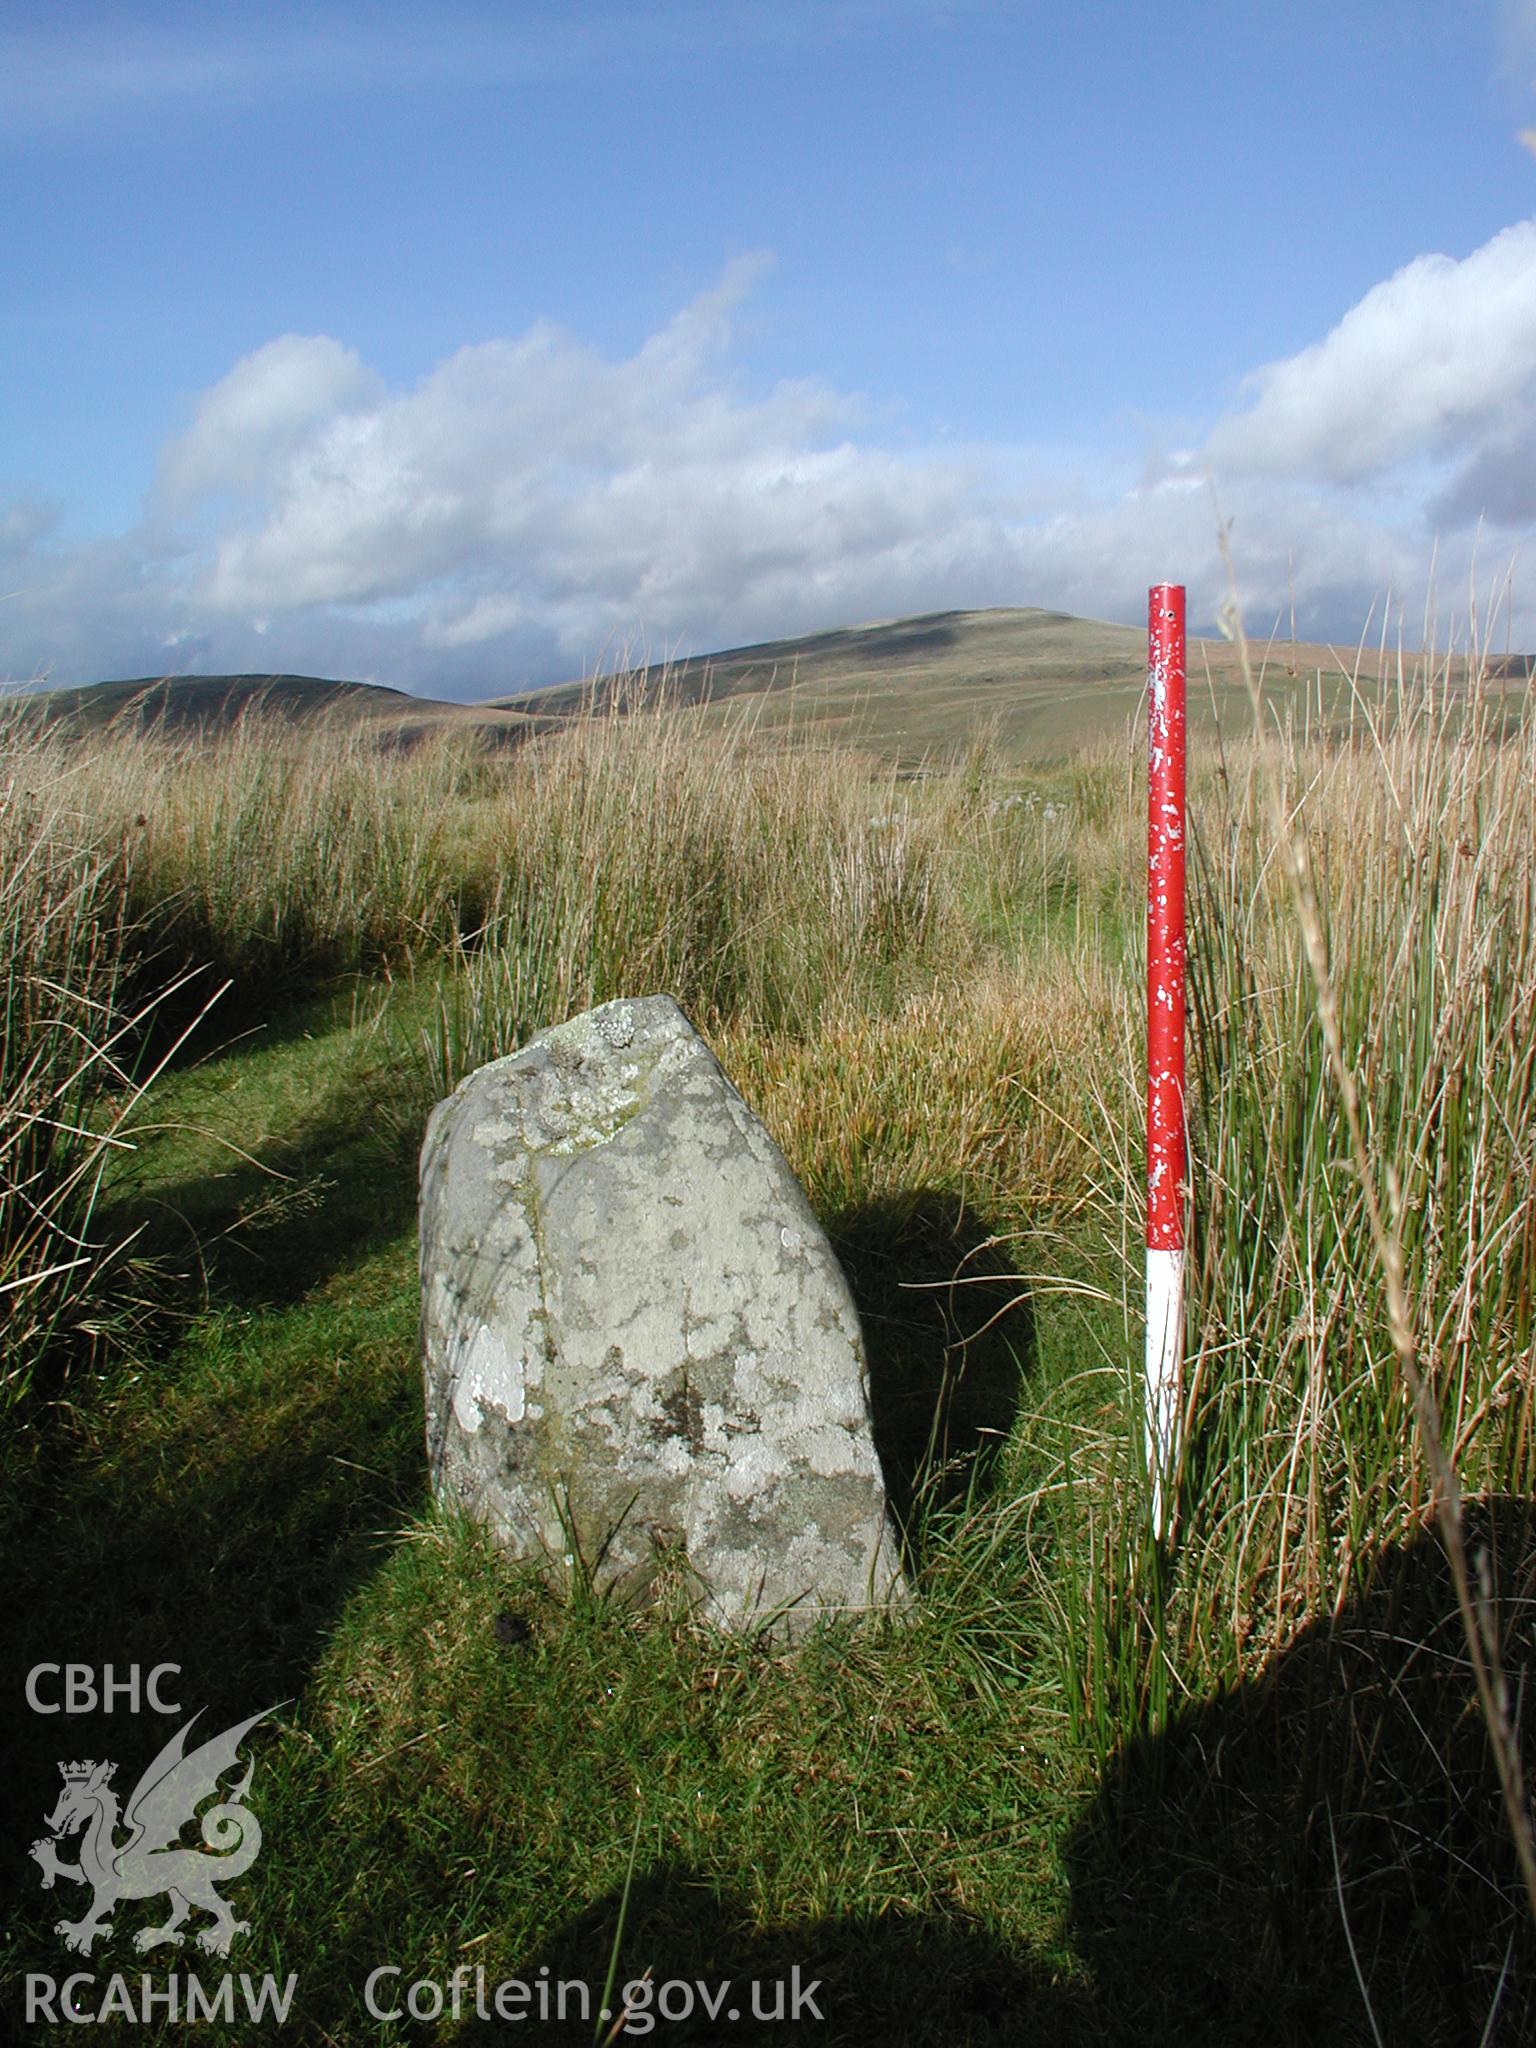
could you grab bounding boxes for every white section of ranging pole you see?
[1145,1246,1184,1539]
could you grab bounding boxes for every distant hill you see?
[18,672,405,733]
[492,610,1145,755]
[17,609,1524,765]
[11,670,541,743]
[494,606,1494,764]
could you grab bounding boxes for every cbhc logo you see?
[25,1665,182,1715]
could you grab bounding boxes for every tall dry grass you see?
[1176,655,1536,1643]
[42,703,494,992]
[1022,632,1536,1988]
[0,712,205,1402]
[414,695,992,1099]
[5,684,1090,1403]
[26,687,1068,1032]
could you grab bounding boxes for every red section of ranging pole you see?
[1146,583,1187,1251]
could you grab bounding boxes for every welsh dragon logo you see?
[29,1707,275,1958]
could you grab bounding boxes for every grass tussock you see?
[417,709,958,1093]
[0,710,196,1402]
[1178,666,1536,1644]
[1021,635,1536,2032]
[66,707,490,991]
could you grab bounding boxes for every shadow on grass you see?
[831,1192,1033,1559]
[0,1024,433,1945]
[487,1505,1536,2047]
[479,1866,1094,2047]
[119,955,371,1076]
[104,1038,429,1317]
[0,1300,425,1816]
[1065,1497,1536,2046]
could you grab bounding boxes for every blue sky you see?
[3,0,1534,695]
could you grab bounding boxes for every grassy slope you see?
[12,671,544,744]
[493,605,1466,764]
[24,603,1502,766]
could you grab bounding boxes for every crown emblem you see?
[60,1761,113,1785]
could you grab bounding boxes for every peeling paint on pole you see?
[1147,582,1186,1536]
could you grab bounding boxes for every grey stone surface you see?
[419,995,905,1630]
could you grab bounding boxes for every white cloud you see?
[3,237,1534,697]
[159,255,996,654]
[1206,221,1536,483]
[158,335,382,505]
[1434,396,1536,525]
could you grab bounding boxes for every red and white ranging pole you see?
[1146,583,1187,1537]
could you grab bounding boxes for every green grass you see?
[4,653,1535,2044]
[1,979,1100,2042]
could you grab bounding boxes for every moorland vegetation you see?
[3,624,1534,2044]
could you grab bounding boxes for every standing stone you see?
[419,995,905,1631]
